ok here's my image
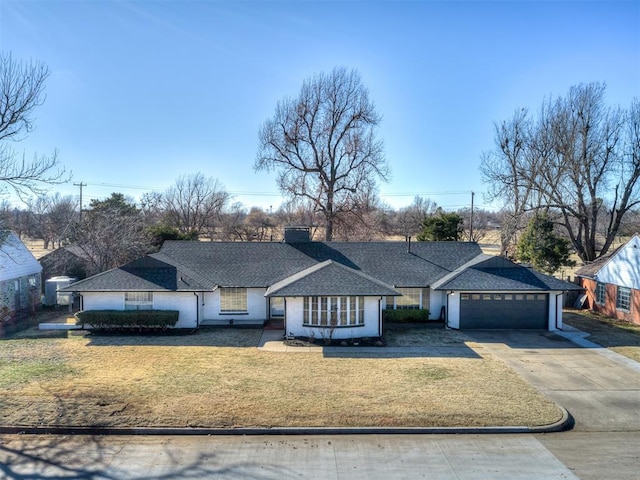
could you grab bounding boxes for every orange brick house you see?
[576,235,640,325]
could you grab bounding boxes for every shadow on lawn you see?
[0,434,299,480]
[82,327,264,348]
[321,345,482,359]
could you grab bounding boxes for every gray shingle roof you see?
[62,256,212,292]
[265,260,400,297]
[434,255,581,291]
[64,239,578,295]
[158,240,483,288]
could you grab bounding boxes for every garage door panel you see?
[459,293,548,329]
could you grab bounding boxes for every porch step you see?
[264,319,284,330]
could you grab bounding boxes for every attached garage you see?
[459,292,549,329]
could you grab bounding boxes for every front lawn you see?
[0,322,562,429]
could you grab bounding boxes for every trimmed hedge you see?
[382,308,430,323]
[75,310,180,331]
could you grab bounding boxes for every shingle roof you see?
[62,256,212,292]
[64,239,578,294]
[159,240,483,288]
[574,245,623,279]
[434,255,581,291]
[265,260,400,297]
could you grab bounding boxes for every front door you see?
[269,297,284,319]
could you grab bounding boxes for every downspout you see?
[445,292,450,329]
[283,298,287,335]
[555,292,563,330]
[193,292,200,328]
[378,297,382,337]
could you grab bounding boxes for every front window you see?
[595,282,606,305]
[393,288,421,310]
[125,292,153,310]
[303,296,365,327]
[616,286,631,311]
[220,287,247,313]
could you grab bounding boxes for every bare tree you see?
[255,66,389,241]
[161,172,229,239]
[0,53,67,199]
[481,83,640,262]
[391,196,439,238]
[25,193,77,249]
[71,193,150,275]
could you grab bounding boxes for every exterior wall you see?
[429,290,446,321]
[445,292,460,329]
[201,287,268,325]
[596,236,640,290]
[0,274,42,316]
[153,292,198,328]
[580,277,640,325]
[82,292,124,310]
[80,291,198,328]
[444,290,562,331]
[0,232,43,316]
[285,296,382,339]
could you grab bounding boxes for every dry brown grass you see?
[563,310,640,362]
[0,322,562,429]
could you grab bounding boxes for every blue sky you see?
[1,0,638,212]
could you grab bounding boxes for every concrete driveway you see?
[464,329,640,433]
[464,328,640,480]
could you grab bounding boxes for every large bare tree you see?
[481,83,640,262]
[160,172,229,239]
[255,66,389,241]
[0,53,67,199]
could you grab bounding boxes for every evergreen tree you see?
[517,214,575,274]
[417,212,463,241]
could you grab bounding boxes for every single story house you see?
[39,245,91,289]
[63,227,579,338]
[0,231,42,318]
[575,235,640,325]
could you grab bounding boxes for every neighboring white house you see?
[0,231,42,318]
[64,227,579,337]
[576,235,640,325]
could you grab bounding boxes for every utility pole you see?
[469,191,475,241]
[74,182,87,221]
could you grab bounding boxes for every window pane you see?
[358,296,364,325]
[312,297,318,325]
[396,288,421,309]
[350,296,356,325]
[320,297,328,325]
[303,297,309,325]
[220,287,247,313]
[125,291,153,310]
[340,297,347,325]
[616,287,631,311]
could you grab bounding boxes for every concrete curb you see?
[0,407,572,436]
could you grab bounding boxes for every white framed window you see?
[393,288,421,310]
[220,287,247,313]
[28,274,38,288]
[125,292,153,310]
[616,286,631,311]
[302,296,365,327]
[595,282,606,305]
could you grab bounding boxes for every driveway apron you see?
[464,330,640,432]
